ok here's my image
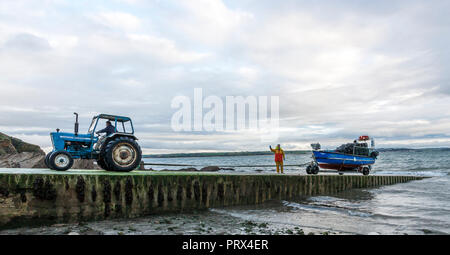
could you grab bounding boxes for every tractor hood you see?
[50,132,96,151]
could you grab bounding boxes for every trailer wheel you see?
[306,165,312,174]
[362,167,370,176]
[312,165,320,175]
[45,152,54,169]
[104,136,142,172]
[49,151,73,171]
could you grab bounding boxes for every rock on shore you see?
[200,166,220,171]
[0,132,100,169]
[157,166,228,172]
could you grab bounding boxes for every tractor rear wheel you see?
[104,136,142,172]
[49,151,74,171]
[96,157,109,170]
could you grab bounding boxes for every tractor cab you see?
[88,114,135,136]
[46,113,142,172]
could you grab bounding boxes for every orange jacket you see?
[270,147,285,162]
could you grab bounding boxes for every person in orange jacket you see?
[270,144,285,174]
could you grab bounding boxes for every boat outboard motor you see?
[370,151,379,159]
[311,143,321,150]
[74,112,79,136]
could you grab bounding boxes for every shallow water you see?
[212,175,449,234]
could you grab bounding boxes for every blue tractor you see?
[45,113,142,172]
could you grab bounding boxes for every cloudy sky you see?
[1,0,449,154]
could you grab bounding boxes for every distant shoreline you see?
[143,147,450,158]
[143,150,309,158]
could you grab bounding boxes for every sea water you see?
[145,149,450,234]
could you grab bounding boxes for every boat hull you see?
[313,151,376,171]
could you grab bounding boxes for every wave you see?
[282,200,373,218]
[373,170,448,177]
[375,165,450,171]
[282,200,430,221]
[347,210,373,217]
[307,196,344,203]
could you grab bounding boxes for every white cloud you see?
[170,0,253,44]
[47,35,79,51]
[113,0,143,5]
[90,11,141,31]
[126,33,209,62]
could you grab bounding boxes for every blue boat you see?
[306,136,379,175]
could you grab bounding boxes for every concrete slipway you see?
[0,168,425,229]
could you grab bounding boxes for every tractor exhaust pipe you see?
[74,112,79,136]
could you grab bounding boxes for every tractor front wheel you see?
[45,152,54,169]
[49,151,74,171]
[104,136,142,172]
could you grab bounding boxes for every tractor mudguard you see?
[106,133,138,142]
[98,133,138,155]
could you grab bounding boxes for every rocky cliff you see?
[0,132,100,169]
[0,132,44,156]
[0,132,45,168]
